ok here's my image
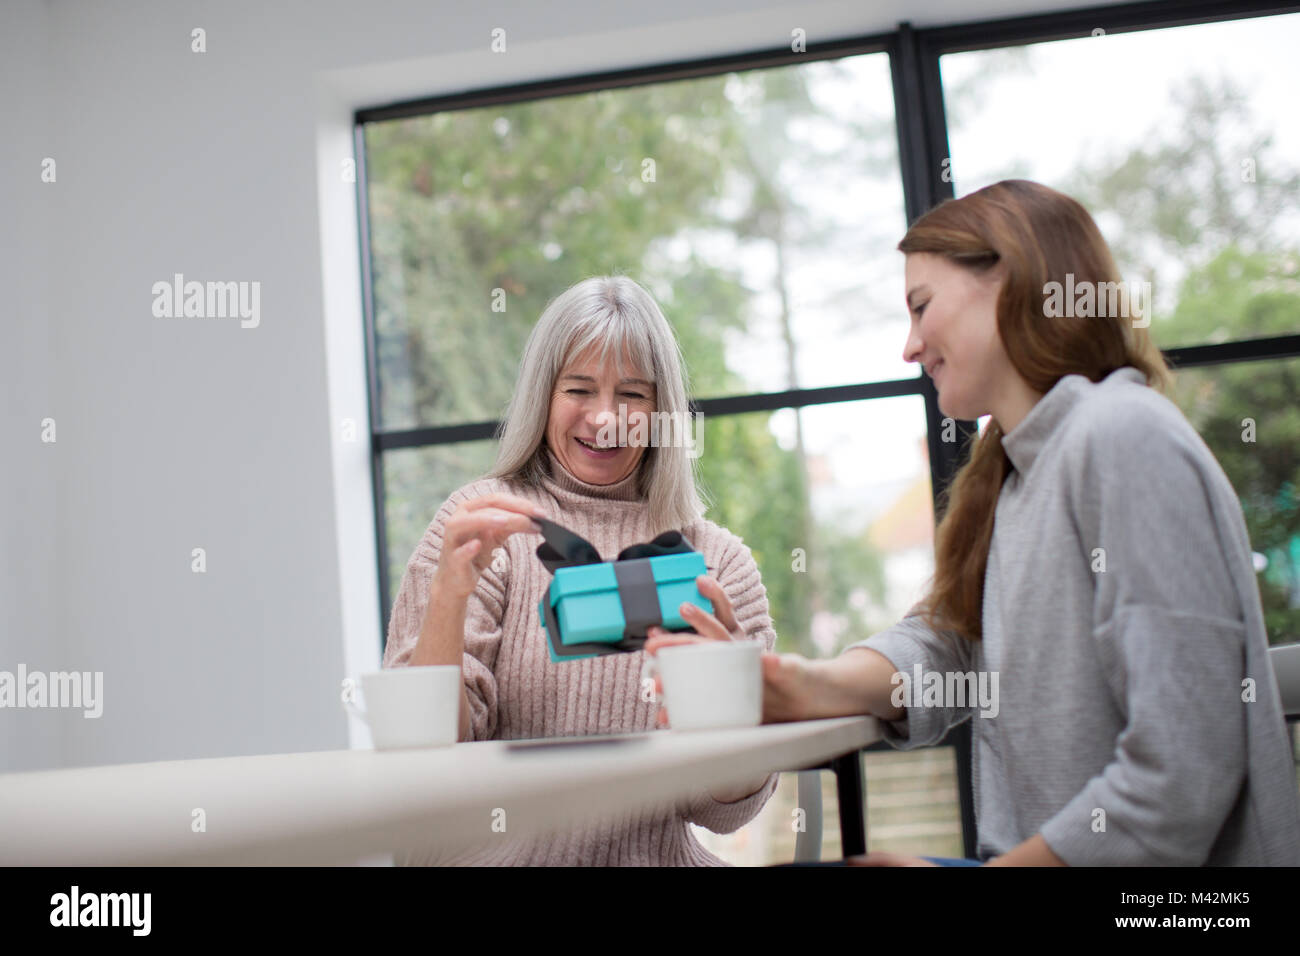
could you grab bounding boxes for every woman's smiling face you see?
[902,252,1013,422]
[545,345,656,485]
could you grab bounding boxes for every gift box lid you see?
[546,551,705,602]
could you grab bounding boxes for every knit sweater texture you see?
[383,449,779,865]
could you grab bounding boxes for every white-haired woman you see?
[382,275,779,866]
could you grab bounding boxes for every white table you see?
[0,716,880,865]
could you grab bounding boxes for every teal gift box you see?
[532,518,714,662]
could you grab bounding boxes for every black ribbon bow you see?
[533,516,693,572]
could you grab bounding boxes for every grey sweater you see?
[845,366,1300,865]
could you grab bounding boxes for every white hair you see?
[487,275,706,532]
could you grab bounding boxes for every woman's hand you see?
[679,574,745,641]
[431,493,545,605]
[643,574,743,651]
[758,652,822,724]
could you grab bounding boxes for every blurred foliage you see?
[366,78,747,428]
[1164,248,1300,643]
[1068,76,1300,308]
[1066,76,1300,643]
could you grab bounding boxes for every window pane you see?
[382,441,499,611]
[362,51,909,432]
[942,14,1300,348]
[696,395,932,657]
[1168,357,1300,644]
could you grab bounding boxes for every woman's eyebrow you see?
[559,373,654,388]
[906,286,929,308]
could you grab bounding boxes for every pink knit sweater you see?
[382,450,779,865]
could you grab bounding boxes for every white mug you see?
[640,640,763,731]
[342,666,461,749]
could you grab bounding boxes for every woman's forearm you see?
[809,648,907,722]
[409,579,467,667]
[409,579,474,741]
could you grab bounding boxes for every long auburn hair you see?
[903,180,1171,641]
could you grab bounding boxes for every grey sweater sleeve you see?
[1038,402,1249,866]
[841,604,977,749]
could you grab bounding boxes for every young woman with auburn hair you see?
[647,179,1300,867]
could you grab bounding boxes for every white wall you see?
[2,0,58,772]
[1,0,1125,773]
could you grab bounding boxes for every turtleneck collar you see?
[1001,366,1146,475]
[540,447,645,503]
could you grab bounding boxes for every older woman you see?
[382,275,779,866]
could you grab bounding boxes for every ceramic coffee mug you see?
[342,666,461,749]
[640,640,763,731]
